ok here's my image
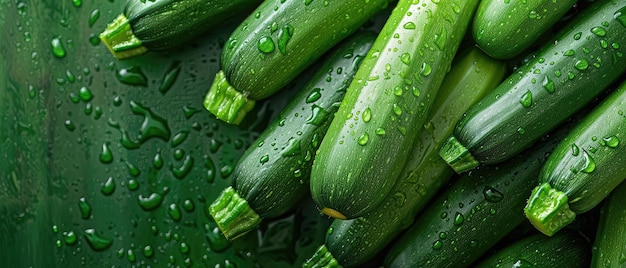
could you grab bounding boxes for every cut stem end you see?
[204,70,256,125]
[208,186,261,240]
[99,14,148,60]
[439,135,479,173]
[524,182,576,237]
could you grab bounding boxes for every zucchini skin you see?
[208,32,376,240]
[203,0,391,124]
[525,79,626,236]
[303,47,506,267]
[472,0,577,59]
[383,118,576,268]
[309,0,481,220]
[440,0,626,173]
[591,181,626,268]
[126,0,261,51]
[474,230,591,267]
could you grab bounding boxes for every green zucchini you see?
[309,0,481,220]
[591,181,626,268]
[302,47,506,268]
[439,0,626,174]
[99,0,261,59]
[474,230,591,267]
[202,0,391,124]
[472,0,578,59]
[525,78,626,237]
[383,117,578,268]
[208,32,376,240]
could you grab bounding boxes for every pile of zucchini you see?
[99,0,626,266]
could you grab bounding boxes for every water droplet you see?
[260,154,270,164]
[542,75,555,93]
[138,193,164,210]
[101,177,116,195]
[400,53,411,65]
[124,160,141,177]
[581,150,596,173]
[306,88,322,103]
[432,240,443,250]
[281,138,302,157]
[563,49,575,56]
[420,62,432,76]
[143,245,154,258]
[159,61,182,95]
[278,24,294,54]
[571,143,580,156]
[393,103,402,116]
[171,130,189,147]
[305,0,313,5]
[78,197,92,219]
[88,9,100,27]
[519,90,533,108]
[403,22,416,29]
[306,105,330,126]
[206,225,231,252]
[99,143,113,163]
[602,135,620,148]
[130,101,171,142]
[127,249,136,262]
[64,120,76,132]
[591,26,607,37]
[72,0,82,7]
[172,155,194,179]
[79,86,93,101]
[168,203,182,221]
[51,37,66,58]
[375,127,386,136]
[357,133,369,146]
[362,107,372,122]
[116,66,147,86]
[573,32,582,40]
[64,231,77,245]
[574,58,589,70]
[439,232,447,239]
[614,7,626,27]
[483,186,504,203]
[453,212,464,225]
[434,28,447,50]
[257,36,275,53]
[517,127,526,134]
[183,199,194,212]
[83,229,113,251]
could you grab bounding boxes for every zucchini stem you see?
[438,136,479,173]
[204,70,256,125]
[99,14,148,60]
[208,186,261,240]
[524,182,576,236]
[303,245,342,268]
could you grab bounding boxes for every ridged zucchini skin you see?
[309,0,481,220]
[208,32,376,240]
[525,79,626,237]
[100,0,261,59]
[383,118,577,268]
[472,0,578,59]
[591,181,626,268]
[474,230,591,268]
[302,47,506,268]
[439,0,626,174]
[203,0,391,124]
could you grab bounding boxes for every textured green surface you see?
[0,1,330,267]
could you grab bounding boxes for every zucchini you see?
[309,0,481,220]
[303,47,506,268]
[474,230,591,267]
[208,32,376,240]
[383,117,577,268]
[525,79,626,237]
[439,0,626,174]
[472,0,578,59]
[202,0,391,124]
[591,180,626,268]
[99,0,261,59]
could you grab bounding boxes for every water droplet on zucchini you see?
[357,133,369,146]
[51,37,66,58]
[519,90,533,108]
[483,186,504,203]
[257,36,275,53]
[116,66,147,86]
[614,7,626,27]
[83,229,113,251]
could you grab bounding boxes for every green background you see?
[0,0,331,267]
